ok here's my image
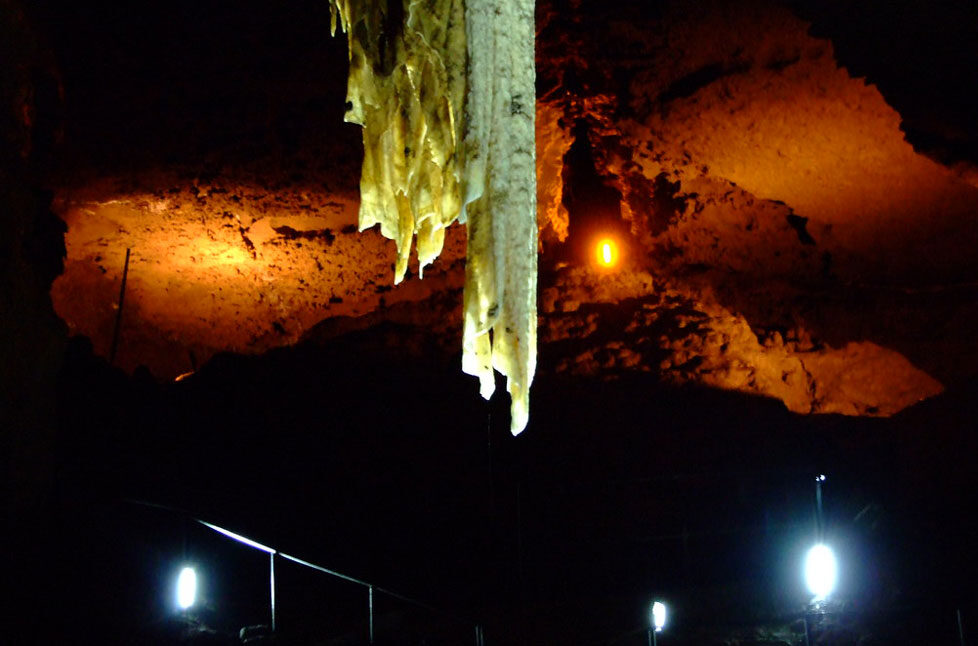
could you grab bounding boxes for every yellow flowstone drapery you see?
[329,0,537,434]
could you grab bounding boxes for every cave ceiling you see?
[41,0,978,419]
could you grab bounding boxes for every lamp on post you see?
[648,600,667,646]
[176,566,197,611]
[802,475,837,646]
[804,543,838,601]
[805,474,838,603]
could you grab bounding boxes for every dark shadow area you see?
[789,0,978,166]
[25,0,357,176]
[7,323,971,644]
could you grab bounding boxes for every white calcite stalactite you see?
[329,0,537,434]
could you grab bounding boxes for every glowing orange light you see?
[596,237,619,268]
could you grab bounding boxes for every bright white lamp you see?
[804,544,837,599]
[651,600,667,632]
[176,566,197,610]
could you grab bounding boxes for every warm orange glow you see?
[596,237,619,268]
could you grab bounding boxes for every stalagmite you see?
[329,0,537,434]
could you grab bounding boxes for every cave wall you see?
[32,0,978,417]
[535,0,976,413]
[1,3,72,641]
[1,0,66,518]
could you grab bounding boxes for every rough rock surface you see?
[52,168,466,377]
[46,0,978,417]
[534,0,976,413]
[540,267,941,415]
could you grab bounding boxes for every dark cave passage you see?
[557,120,632,268]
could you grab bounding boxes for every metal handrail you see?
[126,499,481,643]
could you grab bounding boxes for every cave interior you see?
[3,0,978,644]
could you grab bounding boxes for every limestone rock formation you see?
[45,0,978,420]
[534,0,975,415]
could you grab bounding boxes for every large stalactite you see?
[329,0,537,433]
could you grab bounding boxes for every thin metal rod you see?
[270,552,276,633]
[278,553,439,613]
[368,585,375,644]
[109,247,131,365]
[814,474,825,541]
[199,520,276,553]
[277,552,371,587]
[958,608,966,646]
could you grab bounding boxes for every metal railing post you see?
[109,247,131,365]
[368,585,375,644]
[270,552,277,633]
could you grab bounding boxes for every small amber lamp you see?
[595,237,620,269]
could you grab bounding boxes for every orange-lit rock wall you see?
[49,0,978,418]
[612,2,978,284]
[533,0,975,414]
[52,171,465,377]
[536,100,572,247]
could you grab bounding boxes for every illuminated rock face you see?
[539,268,942,416]
[610,3,978,285]
[49,0,978,419]
[52,169,467,379]
[536,0,973,414]
[536,100,572,247]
